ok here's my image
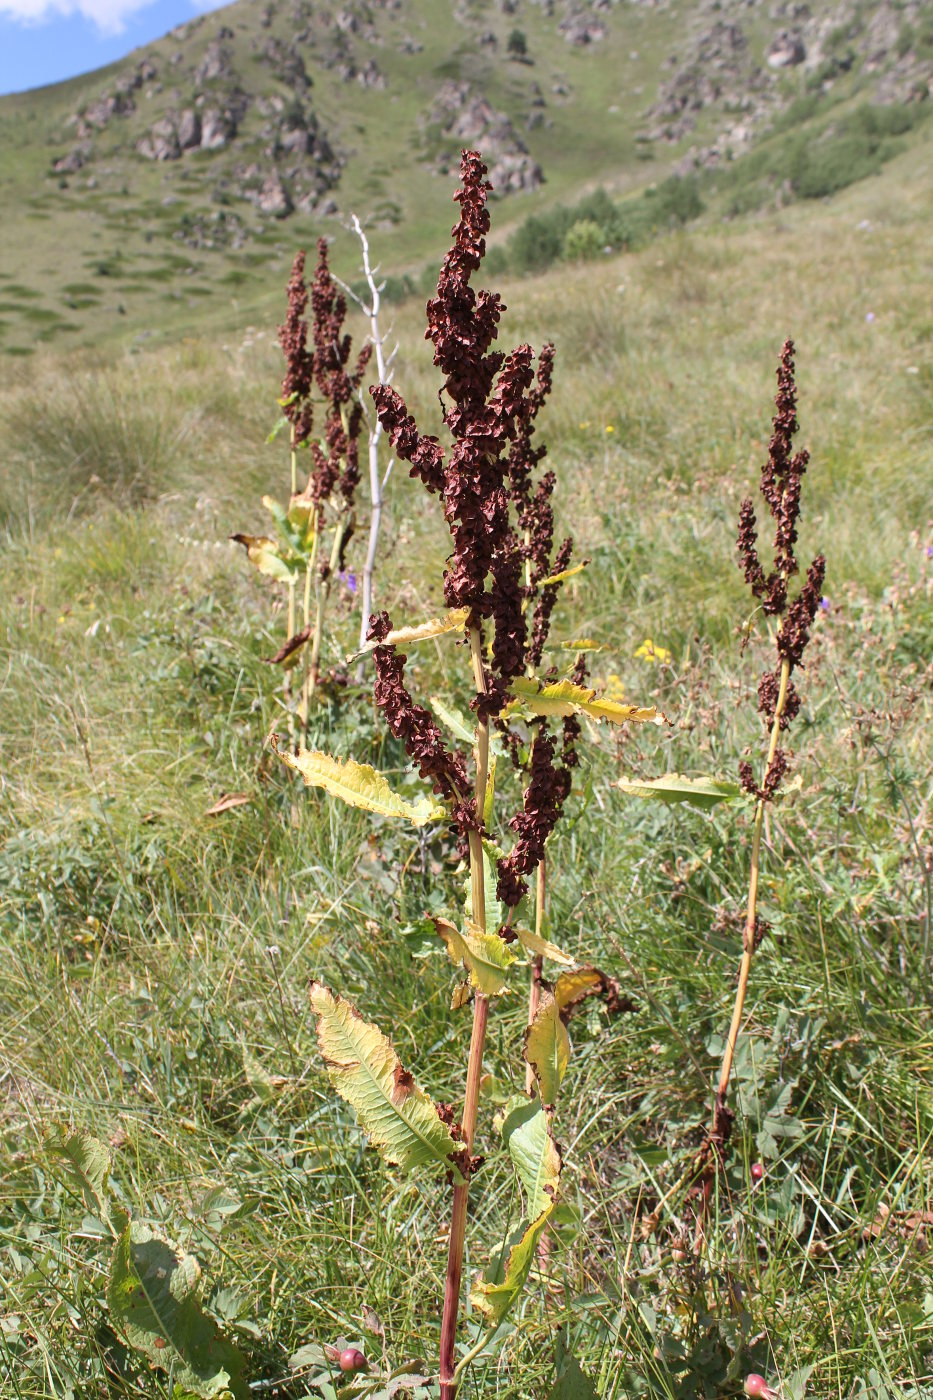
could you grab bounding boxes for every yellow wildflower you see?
[634,638,672,664]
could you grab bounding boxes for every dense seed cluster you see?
[279,241,372,517]
[737,340,825,800]
[278,251,315,446]
[368,151,580,894]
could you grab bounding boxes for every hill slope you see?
[0,0,931,355]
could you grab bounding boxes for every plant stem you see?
[524,856,546,1094]
[439,627,491,1400]
[304,513,348,725]
[713,656,791,1131]
[284,431,299,747]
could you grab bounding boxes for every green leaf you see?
[286,495,317,551]
[47,1127,114,1222]
[513,924,575,967]
[470,1205,554,1326]
[461,843,502,938]
[616,773,740,809]
[508,677,665,727]
[277,746,445,827]
[310,983,466,1182]
[108,1221,247,1398]
[433,917,517,997]
[429,696,475,746]
[502,1100,562,1217]
[524,988,570,1110]
[230,533,298,584]
[548,1348,599,1400]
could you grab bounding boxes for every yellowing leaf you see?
[277,745,445,827]
[524,988,570,1110]
[538,561,587,589]
[554,965,635,1018]
[616,773,740,809]
[434,918,517,997]
[310,983,465,1182]
[508,677,665,727]
[502,1100,562,1217]
[513,925,575,966]
[354,610,470,658]
[470,1205,554,1326]
[560,638,608,652]
[230,533,298,584]
[483,754,497,827]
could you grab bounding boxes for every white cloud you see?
[0,0,229,35]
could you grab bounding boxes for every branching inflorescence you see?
[711,338,825,1156]
[235,239,373,744]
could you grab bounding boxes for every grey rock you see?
[200,108,236,149]
[52,141,91,174]
[196,40,233,84]
[767,30,805,67]
[177,109,201,149]
[258,172,293,217]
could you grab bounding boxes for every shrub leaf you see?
[470,1205,555,1326]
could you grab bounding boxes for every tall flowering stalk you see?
[712,339,826,1157]
[275,152,659,1395]
[233,240,371,745]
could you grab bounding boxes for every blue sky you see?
[0,0,230,95]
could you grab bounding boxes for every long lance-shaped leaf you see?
[429,695,476,745]
[470,1205,555,1326]
[277,746,445,827]
[508,676,665,726]
[108,1220,248,1399]
[524,988,570,1111]
[352,609,470,658]
[538,561,588,588]
[230,533,298,584]
[554,965,637,1018]
[616,773,741,809]
[502,1100,562,1217]
[513,924,575,967]
[434,917,517,997]
[310,983,466,1182]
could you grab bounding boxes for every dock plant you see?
[233,239,372,743]
[275,151,663,1396]
[710,338,826,1160]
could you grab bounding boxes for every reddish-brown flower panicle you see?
[279,251,314,446]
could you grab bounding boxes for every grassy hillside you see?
[1,0,932,357]
[1,149,931,1396]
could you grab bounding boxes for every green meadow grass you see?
[0,159,931,1397]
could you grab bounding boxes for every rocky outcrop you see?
[767,31,805,68]
[196,39,234,84]
[257,36,311,92]
[257,171,293,216]
[559,13,608,45]
[644,20,767,141]
[357,58,386,88]
[52,142,92,174]
[427,80,544,191]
